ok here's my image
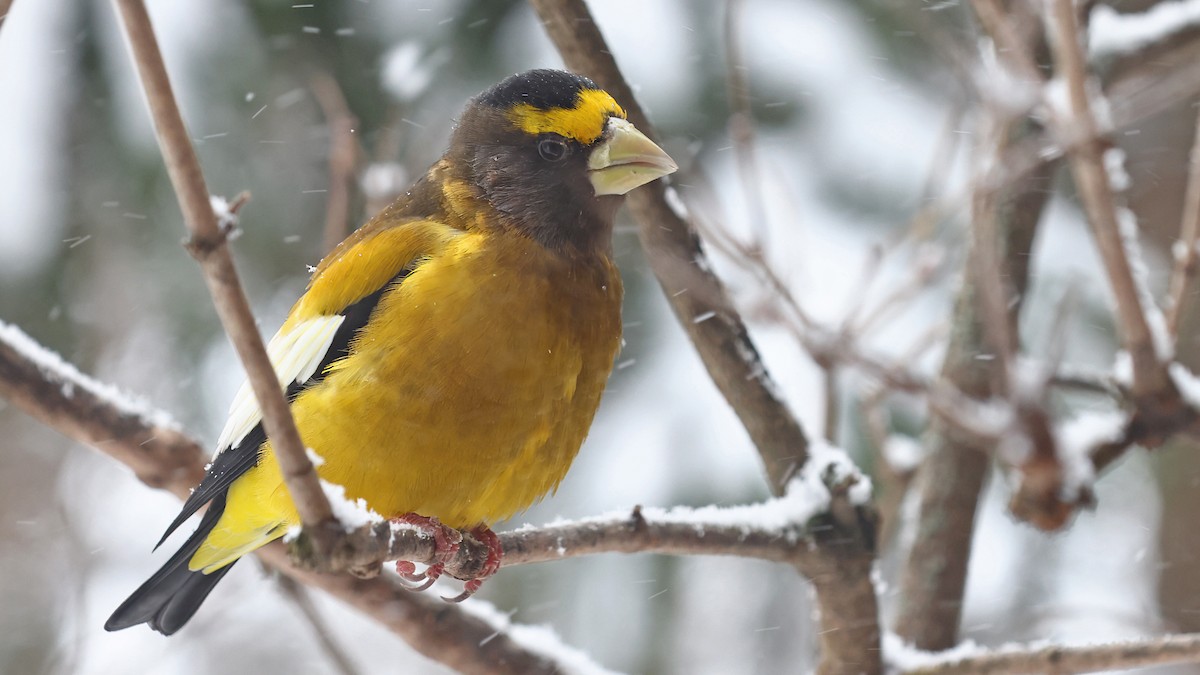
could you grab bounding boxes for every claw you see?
[443,579,483,603]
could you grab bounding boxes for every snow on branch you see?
[0,320,178,432]
[886,630,1200,675]
[0,319,205,492]
[289,440,874,579]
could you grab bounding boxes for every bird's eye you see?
[538,138,568,162]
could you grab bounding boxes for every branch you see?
[289,489,850,581]
[722,0,771,249]
[309,71,363,255]
[111,0,339,540]
[529,0,811,494]
[895,632,1200,675]
[1045,0,1175,402]
[0,321,205,493]
[0,320,597,674]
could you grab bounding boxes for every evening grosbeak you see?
[105,69,676,634]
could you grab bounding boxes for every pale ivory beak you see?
[587,117,678,196]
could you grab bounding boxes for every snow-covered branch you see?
[0,320,205,493]
[888,631,1200,675]
[289,441,873,580]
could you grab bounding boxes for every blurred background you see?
[0,0,1196,673]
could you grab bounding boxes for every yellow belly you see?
[191,230,621,572]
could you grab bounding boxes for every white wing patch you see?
[213,314,346,457]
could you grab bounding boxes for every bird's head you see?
[446,69,677,253]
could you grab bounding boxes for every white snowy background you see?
[0,0,1193,673]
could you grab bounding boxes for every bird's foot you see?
[443,525,503,603]
[391,513,462,592]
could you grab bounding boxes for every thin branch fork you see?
[111,0,340,542]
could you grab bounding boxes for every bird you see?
[104,68,677,635]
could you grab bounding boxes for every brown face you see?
[447,70,676,255]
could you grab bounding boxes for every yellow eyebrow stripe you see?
[507,89,627,144]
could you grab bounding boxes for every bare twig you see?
[899,632,1200,675]
[723,0,770,249]
[111,0,338,538]
[309,71,362,255]
[864,391,922,551]
[1168,105,1200,337]
[1044,0,1174,401]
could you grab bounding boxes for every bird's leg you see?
[443,525,503,603]
[391,513,462,592]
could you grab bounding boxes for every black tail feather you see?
[106,494,233,635]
